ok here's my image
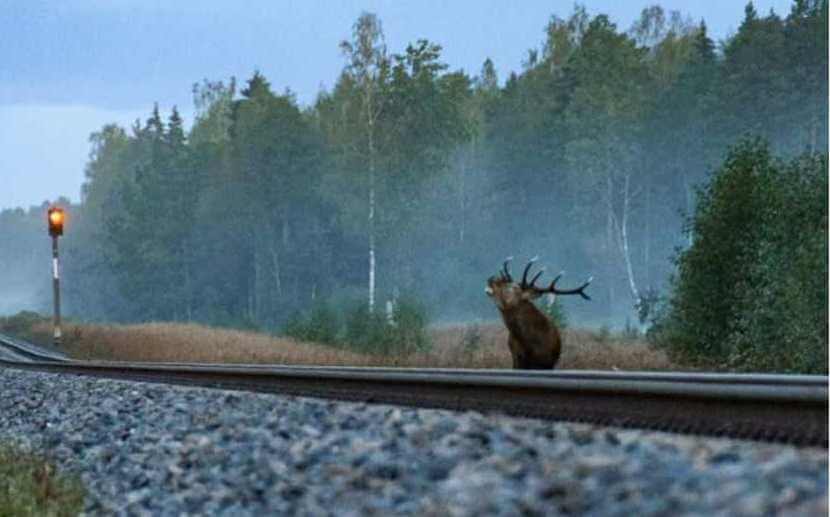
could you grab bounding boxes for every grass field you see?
[0,445,85,516]
[20,319,677,370]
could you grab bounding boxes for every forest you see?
[0,2,827,363]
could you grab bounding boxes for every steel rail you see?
[0,332,67,362]
[109,362,827,386]
[0,345,34,362]
[0,336,826,447]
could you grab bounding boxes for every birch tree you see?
[340,13,389,313]
[562,16,651,320]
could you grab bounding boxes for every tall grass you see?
[18,318,676,370]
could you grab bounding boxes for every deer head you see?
[485,257,592,310]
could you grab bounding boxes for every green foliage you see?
[656,139,772,360]
[388,296,431,353]
[461,324,482,356]
[596,324,612,345]
[636,288,661,326]
[341,302,384,351]
[0,5,826,348]
[0,311,46,337]
[307,303,340,345]
[343,296,431,354]
[284,302,340,345]
[283,311,309,342]
[728,152,828,372]
[651,140,828,373]
[0,445,85,516]
[284,296,431,355]
[621,318,641,340]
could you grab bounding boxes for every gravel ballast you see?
[0,367,826,516]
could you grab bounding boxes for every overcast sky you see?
[1,0,793,211]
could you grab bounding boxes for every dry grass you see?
[29,320,677,370]
[423,324,677,370]
[32,321,373,366]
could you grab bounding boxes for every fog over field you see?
[1,1,826,341]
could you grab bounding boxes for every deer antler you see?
[543,273,593,300]
[520,259,592,300]
[500,256,514,282]
[520,257,545,289]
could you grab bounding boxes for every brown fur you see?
[486,276,561,369]
[486,259,591,370]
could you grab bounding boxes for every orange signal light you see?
[48,206,65,237]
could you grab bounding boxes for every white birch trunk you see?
[270,243,282,298]
[184,249,192,321]
[684,176,694,247]
[605,175,616,315]
[367,103,377,314]
[810,113,818,153]
[253,240,262,322]
[247,278,255,322]
[644,180,651,288]
[458,147,467,244]
[369,179,376,313]
[619,173,640,306]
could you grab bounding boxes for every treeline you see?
[1,2,827,333]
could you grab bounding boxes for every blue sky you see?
[1,0,793,210]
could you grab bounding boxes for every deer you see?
[485,257,592,370]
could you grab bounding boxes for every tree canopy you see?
[2,2,826,342]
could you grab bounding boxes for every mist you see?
[0,3,826,332]
[0,204,52,316]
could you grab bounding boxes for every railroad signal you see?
[48,206,65,237]
[46,205,65,346]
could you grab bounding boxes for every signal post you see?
[47,206,64,346]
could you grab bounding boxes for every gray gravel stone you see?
[0,366,826,516]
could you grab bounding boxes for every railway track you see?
[0,334,826,447]
[0,332,68,362]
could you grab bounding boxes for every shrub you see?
[651,139,827,373]
[597,324,612,344]
[342,301,390,353]
[727,152,828,372]
[0,310,47,337]
[621,318,640,340]
[461,324,482,356]
[283,302,340,345]
[343,296,431,354]
[283,295,431,355]
[283,310,310,342]
[390,296,430,353]
[306,302,340,344]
